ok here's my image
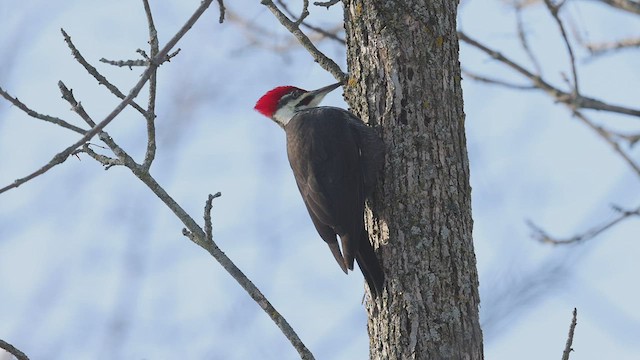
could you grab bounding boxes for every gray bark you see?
[343,0,484,359]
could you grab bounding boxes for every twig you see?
[99,58,147,68]
[99,49,181,68]
[0,85,86,134]
[314,0,341,8]
[58,81,96,127]
[276,0,345,44]
[60,29,149,117]
[0,0,216,195]
[561,308,578,360]
[216,0,226,23]
[299,0,311,25]
[528,204,640,245]
[514,1,542,75]
[77,143,124,169]
[142,0,158,171]
[302,22,345,45]
[463,27,640,177]
[573,110,640,177]
[542,0,580,97]
[462,69,537,90]
[260,0,347,82]
[57,81,130,161]
[135,173,314,360]
[585,37,640,57]
[279,0,310,26]
[458,31,640,118]
[0,338,29,360]
[610,131,640,147]
[137,49,149,60]
[166,49,181,60]
[596,0,640,15]
[204,192,222,242]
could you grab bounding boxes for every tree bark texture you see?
[343,1,484,359]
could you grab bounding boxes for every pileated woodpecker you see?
[254,82,385,297]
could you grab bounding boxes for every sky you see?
[1,0,639,359]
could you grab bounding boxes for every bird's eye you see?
[277,94,293,108]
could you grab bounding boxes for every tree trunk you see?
[343,1,484,359]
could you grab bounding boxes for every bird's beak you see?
[302,82,342,107]
[308,82,342,98]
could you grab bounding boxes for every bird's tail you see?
[355,229,385,298]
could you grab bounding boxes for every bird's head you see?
[254,82,341,127]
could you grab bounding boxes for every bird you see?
[254,82,385,297]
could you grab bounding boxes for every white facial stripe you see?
[273,104,296,127]
[272,92,329,127]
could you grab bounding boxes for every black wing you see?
[285,107,365,271]
[346,112,385,197]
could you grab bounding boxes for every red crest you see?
[254,86,303,117]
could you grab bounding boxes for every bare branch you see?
[528,204,640,245]
[610,131,640,147]
[289,0,311,26]
[99,58,147,67]
[58,81,97,127]
[57,81,129,162]
[0,151,69,194]
[276,0,309,27]
[0,338,29,360]
[0,0,216,195]
[137,49,150,60]
[585,37,640,57]
[98,48,181,70]
[573,110,640,177]
[514,1,542,75]
[0,85,86,134]
[301,23,345,45]
[462,69,537,90]
[458,31,640,118]
[204,192,222,242]
[99,49,181,68]
[60,29,149,117]
[314,0,341,8]
[166,49,182,60]
[595,0,640,15]
[260,0,347,82]
[460,24,640,253]
[300,0,311,24]
[76,143,124,169]
[561,308,578,360]
[276,0,345,44]
[142,0,159,170]
[135,172,313,360]
[543,0,580,96]
[217,0,226,23]
[3,1,315,358]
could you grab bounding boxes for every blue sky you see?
[1,0,639,359]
